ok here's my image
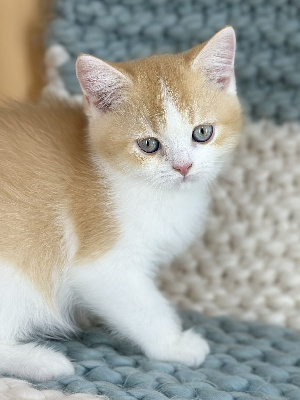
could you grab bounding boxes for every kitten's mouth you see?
[159,173,197,189]
[177,174,196,187]
[182,174,196,183]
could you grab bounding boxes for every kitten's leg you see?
[0,263,75,381]
[74,264,209,367]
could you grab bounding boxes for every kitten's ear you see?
[190,26,236,93]
[76,55,132,112]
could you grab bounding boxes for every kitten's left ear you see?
[190,26,236,94]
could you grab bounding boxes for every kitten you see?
[0,27,242,381]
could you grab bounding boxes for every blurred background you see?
[0,0,50,103]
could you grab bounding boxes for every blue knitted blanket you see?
[35,311,300,399]
[48,0,300,123]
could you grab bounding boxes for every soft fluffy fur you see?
[0,27,242,381]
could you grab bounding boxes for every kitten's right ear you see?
[76,55,132,112]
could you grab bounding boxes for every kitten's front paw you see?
[150,330,209,368]
[28,348,75,381]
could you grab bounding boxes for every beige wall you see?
[0,0,51,103]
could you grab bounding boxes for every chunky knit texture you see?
[46,0,300,123]
[0,378,107,399]
[25,311,300,400]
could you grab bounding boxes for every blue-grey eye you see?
[138,138,160,153]
[192,125,214,143]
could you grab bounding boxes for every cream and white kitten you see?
[0,27,242,381]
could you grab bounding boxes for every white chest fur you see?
[107,176,209,269]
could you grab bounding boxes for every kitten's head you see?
[76,26,242,189]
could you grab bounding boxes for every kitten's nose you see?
[173,163,192,176]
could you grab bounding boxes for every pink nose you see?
[173,163,192,176]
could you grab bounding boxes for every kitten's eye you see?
[192,125,214,143]
[137,138,160,153]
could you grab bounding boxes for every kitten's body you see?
[0,27,242,380]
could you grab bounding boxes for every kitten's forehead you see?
[120,54,215,135]
[118,54,196,132]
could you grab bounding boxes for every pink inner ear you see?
[216,75,231,89]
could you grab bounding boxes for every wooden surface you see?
[0,0,51,103]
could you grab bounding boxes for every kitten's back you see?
[0,100,117,296]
